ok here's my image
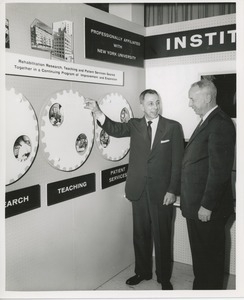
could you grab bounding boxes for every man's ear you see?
[140,103,144,112]
[205,93,212,104]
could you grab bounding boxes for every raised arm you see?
[85,97,131,137]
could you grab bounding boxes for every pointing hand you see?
[84,98,100,112]
[84,98,103,118]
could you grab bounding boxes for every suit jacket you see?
[180,107,236,220]
[100,115,184,202]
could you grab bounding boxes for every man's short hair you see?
[191,79,217,99]
[139,89,159,103]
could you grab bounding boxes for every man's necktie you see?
[147,121,152,145]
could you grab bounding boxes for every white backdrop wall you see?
[145,58,235,139]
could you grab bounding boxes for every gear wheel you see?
[6,88,39,185]
[95,93,133,161]
[40,90,94,171]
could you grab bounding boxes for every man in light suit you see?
[85,89,184,290]
[181,79,236,289]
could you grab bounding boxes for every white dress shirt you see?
[201,105,218,124]
[146,116,159,148]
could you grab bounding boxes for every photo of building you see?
[52,20,74,62]
[31,18,74,61]
[31,18,53,51]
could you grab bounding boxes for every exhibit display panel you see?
[6,88,39,185]
[5,3,145,291]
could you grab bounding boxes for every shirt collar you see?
[145,115,159,125]
[202,105,218,122]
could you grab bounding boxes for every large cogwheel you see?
[6,88,39,185]
[40,90,94,171]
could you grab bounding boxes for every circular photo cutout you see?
[13,135,32,162]
[6,88,39,185]
[40,90,94,171]
[75,133,88,155]
[100,129,110,149]
[95,93,133,161]
[49,103,64,127]
[120,107,131,123]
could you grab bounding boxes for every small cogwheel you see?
[95,93,133,161]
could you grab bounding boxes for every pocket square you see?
[161,139,170,143]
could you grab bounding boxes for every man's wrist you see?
[96,112,105,125]
[93,109,103,118]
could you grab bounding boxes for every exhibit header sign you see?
[6,53,124,86]
[145,24,236,59]
[85,18,144,67]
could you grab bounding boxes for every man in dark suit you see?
[180,79,236,289]
[85,89,184,290]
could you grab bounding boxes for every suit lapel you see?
[139,115,166,153]
[151,115,166,151]
[186,107,220,148]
